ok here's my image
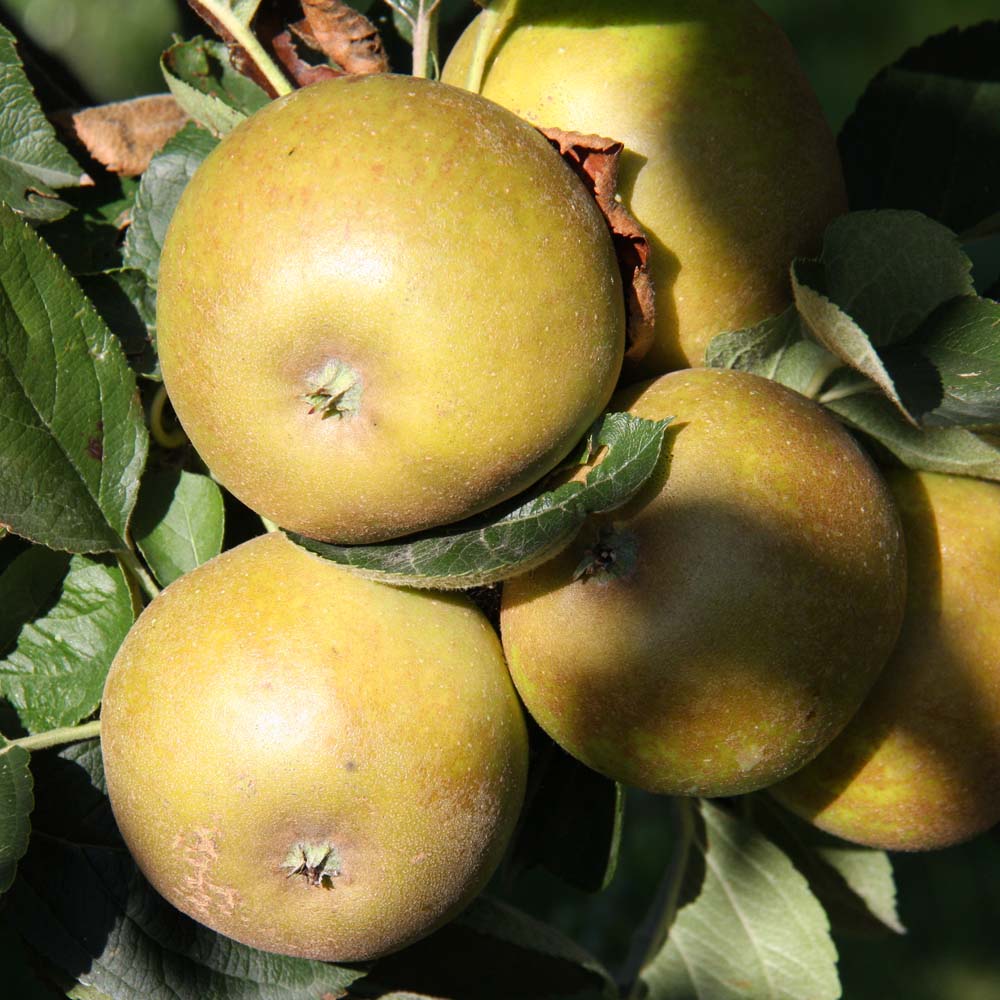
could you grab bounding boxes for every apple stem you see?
[8,720,102,753]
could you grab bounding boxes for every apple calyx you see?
[572,525,638,582]
[281,840,342,888]
[304,360,362,418]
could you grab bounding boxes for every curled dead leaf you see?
[540,127,655,366]
[72,96,190,176]
[300,0,389,75]
[273,28,344,86]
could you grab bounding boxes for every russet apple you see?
[100,532,529,961]
[771,470,1000,851]
[442,0,847,374]
[157,74,624,543]
[500,368,906,796]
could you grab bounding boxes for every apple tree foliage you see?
[1,3,999,998]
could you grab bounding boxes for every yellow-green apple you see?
[442,0,847,374]
[100,532,529,961]
[156,74,624,543]
[500,368,906,796]
[771,470,1000,851]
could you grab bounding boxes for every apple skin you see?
[500,368,906,797]
[771,470,1000,851]
[100,532,529,961]
[156,74,624,544]
[442,0,847,375]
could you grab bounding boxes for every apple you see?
[771,470,1000,851]
[499,368,907,797]
[156,73,624,544]
[100,532,529,961]
[441,0,848,375]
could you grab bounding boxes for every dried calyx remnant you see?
[573,525,639,581]
[282,841,342,887]
[304,359,362,418]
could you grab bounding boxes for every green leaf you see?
[123,123,219,287]
[36,176,138,277]
[792,211,974,421]
[826,392,1000,480]
[132,469,225,587]
[813,844,901,937]
[11,838,368,1000]
[749,796,904,938]
[228,0,265,23]
[511,739,624,893]
[35,211,120,276]
[796,212,974,348]
[187,0,266,27]
[68,986,115,1000]
[29,739,120,849]
[0,205,148,552]
[456,896,616,996]
[161,37,270,137]
[0,734,32,893]
[386,0,418,44]
[358,895,616,999]
[0,23,87,222]
[292,413,670,589]
[704,308,841,396]
[580,413,673,512]
[78,269,159,380]
[839,22,1000,238]
[908,295,1000,427]
[0,556,133,734]
[641,801,840,1000]
[0,546,71,655]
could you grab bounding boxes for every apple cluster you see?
[99,0,1000,967]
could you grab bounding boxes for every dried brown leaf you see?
[301,0,389,75]
[540,127,655,365]
[273,28,344,85]
[72,96,190,176]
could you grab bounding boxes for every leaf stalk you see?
[409,0,443,78]
[194,0,293,96]
[9,719,102,752]
[119,549,161,600]
[462,0,518,91]
[818,377,877,405]
[150,385,188,449]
